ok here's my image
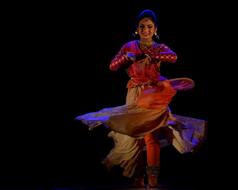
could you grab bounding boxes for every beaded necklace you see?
[138,40,154,50]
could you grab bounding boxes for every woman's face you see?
[137,18,157,41]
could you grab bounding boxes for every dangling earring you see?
[133,31,139,38]
[154,32,160,40]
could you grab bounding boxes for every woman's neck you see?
[139,39,154,47]
[138,39,154,49]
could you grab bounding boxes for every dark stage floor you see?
[0,120,209,190]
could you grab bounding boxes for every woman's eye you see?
[139,25,153,29]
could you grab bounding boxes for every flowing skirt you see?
[75,78,207,177]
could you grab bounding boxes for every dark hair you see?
[136,9,158,27]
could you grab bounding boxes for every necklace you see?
[138,40,154,50]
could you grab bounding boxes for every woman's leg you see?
[144,133,160,166]
[144,133,160,187]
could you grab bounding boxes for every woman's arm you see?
[109,43,135,71]
[150,44,177,63]
[109,53,131,71]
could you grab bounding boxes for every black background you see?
[2,0,210,188]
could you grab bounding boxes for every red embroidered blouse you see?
[109,40,177,88]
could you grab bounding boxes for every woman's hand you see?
[127,53,151,63]
[127,52,137,61]
[136,57,150,65]
[136,54,151,65]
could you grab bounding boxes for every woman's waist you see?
[127,77,159,88]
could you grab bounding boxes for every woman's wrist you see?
[126,52,137,61]
[144,54,151,62]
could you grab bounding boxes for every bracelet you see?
[144,54,152,62]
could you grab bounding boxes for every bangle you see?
[144,54,151,62]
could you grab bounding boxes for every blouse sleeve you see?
[150,44,177,63]
[109,44,133,71]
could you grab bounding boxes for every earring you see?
[132,31,139,38]
[154,32,160,40]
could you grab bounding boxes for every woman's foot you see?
[147,174,159,188]
[146,165,160,188]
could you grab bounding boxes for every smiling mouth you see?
[141,33,151,36]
